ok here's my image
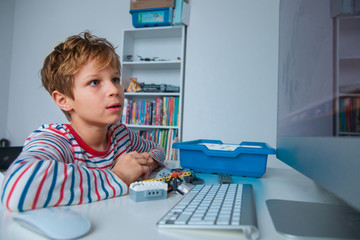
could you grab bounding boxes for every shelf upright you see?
[120,26,186,159]
[334,16,360,136]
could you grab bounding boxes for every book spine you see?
[162,97,168,126]
[141,101,145,125]
[159,97,163,126]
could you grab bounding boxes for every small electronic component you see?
[218,173,233,184]
[177,183,192,195]
[155,168,172,179]
[129,181,168,202]
[141,171,191,182]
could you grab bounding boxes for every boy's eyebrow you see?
[82,71,120,80]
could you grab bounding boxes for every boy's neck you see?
[69,123,108,152]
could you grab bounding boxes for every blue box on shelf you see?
[172,139,276,178]
[130,7,173,28]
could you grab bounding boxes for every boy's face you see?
[67,59,124,127]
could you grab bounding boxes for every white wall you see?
[1,0,281,166]
[183,0,280,166]
[0,0,15,139]
[5,0,132,144]
[183,1,279,143]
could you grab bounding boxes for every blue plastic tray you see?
[173,139,276,177]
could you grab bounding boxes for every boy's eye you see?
[89,80,100,86]
[112,78,120,84]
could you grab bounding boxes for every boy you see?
[1,32,165,212]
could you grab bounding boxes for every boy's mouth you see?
[107,103,122,109]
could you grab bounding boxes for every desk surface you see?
[0,164,345,240]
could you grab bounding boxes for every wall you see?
[0,0,15,139]
[5,0,132,143]
[1,0,281,166]
[183,0,280,166]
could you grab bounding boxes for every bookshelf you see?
[334,16,360,136]
[120,26,186,159]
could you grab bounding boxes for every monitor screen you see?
[277,0,360,214]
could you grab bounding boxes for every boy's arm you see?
[0,132,128,212]
[127,128,166,167]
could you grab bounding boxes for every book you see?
[123,96,179,127]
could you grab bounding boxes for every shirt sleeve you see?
[126,127,166,166]
[0,131,128,212]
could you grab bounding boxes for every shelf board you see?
[125,124,179,130]
[338,93,360,97]
[122,61,181,70]
[125,92,180,97]
[123,26,183,39]
[339,56,360,61]
[338,131,360,136]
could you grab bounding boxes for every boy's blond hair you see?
[41,32,121,120]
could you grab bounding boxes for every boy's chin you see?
[109,117,122,125]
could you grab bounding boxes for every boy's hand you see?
[140,152,159,179]
[111,151,159,185]
[111,151,150,185]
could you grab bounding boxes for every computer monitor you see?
[272,0,360,238]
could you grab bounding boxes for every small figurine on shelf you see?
[127,77,141,92]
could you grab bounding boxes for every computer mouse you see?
[13,207,91,240]
[0,172,3,210]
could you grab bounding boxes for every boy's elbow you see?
[1,189,24,212]
[1,179,33,212]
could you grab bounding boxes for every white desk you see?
[0,166,345,240]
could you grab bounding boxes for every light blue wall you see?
[1,0,281,166]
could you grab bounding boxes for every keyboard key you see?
[158,184,245,229]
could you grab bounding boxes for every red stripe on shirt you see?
[32,161,52,209]
[6,162,35,211]
[102,170,116,197]
[55,164,67,206]
[87,163,113,169]
[26,141,66,162]
[92,171,100,201]
[76,165,84,205]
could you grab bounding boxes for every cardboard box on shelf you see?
[130,0,175,10]
[173,0,190,25]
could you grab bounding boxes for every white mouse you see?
[0,172,3,211]
[13,207,91,240]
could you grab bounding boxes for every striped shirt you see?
[0,123,165,212]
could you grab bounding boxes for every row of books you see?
[134,128,179,160]
[121,97,179,126]
[339,97,360,133]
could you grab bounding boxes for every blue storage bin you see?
[173,139,276,178]
[130,7,173,28]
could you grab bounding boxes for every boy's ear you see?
[52,90,73,112]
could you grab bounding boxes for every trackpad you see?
[266,199,360,239]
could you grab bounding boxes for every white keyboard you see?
[157,183,259,239]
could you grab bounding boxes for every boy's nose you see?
[108,82,122,96]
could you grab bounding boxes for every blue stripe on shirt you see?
[118,138,130,149]
[25,136,68,160]
[84,158,114,165]
[1,162,27,203]
[84,169,92,203]
[108,172,123,196]
[114,127,126,139]
[95,169,109,199]
[18,161,44,212]
[43,161,58,208]
[67,165,75,205]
